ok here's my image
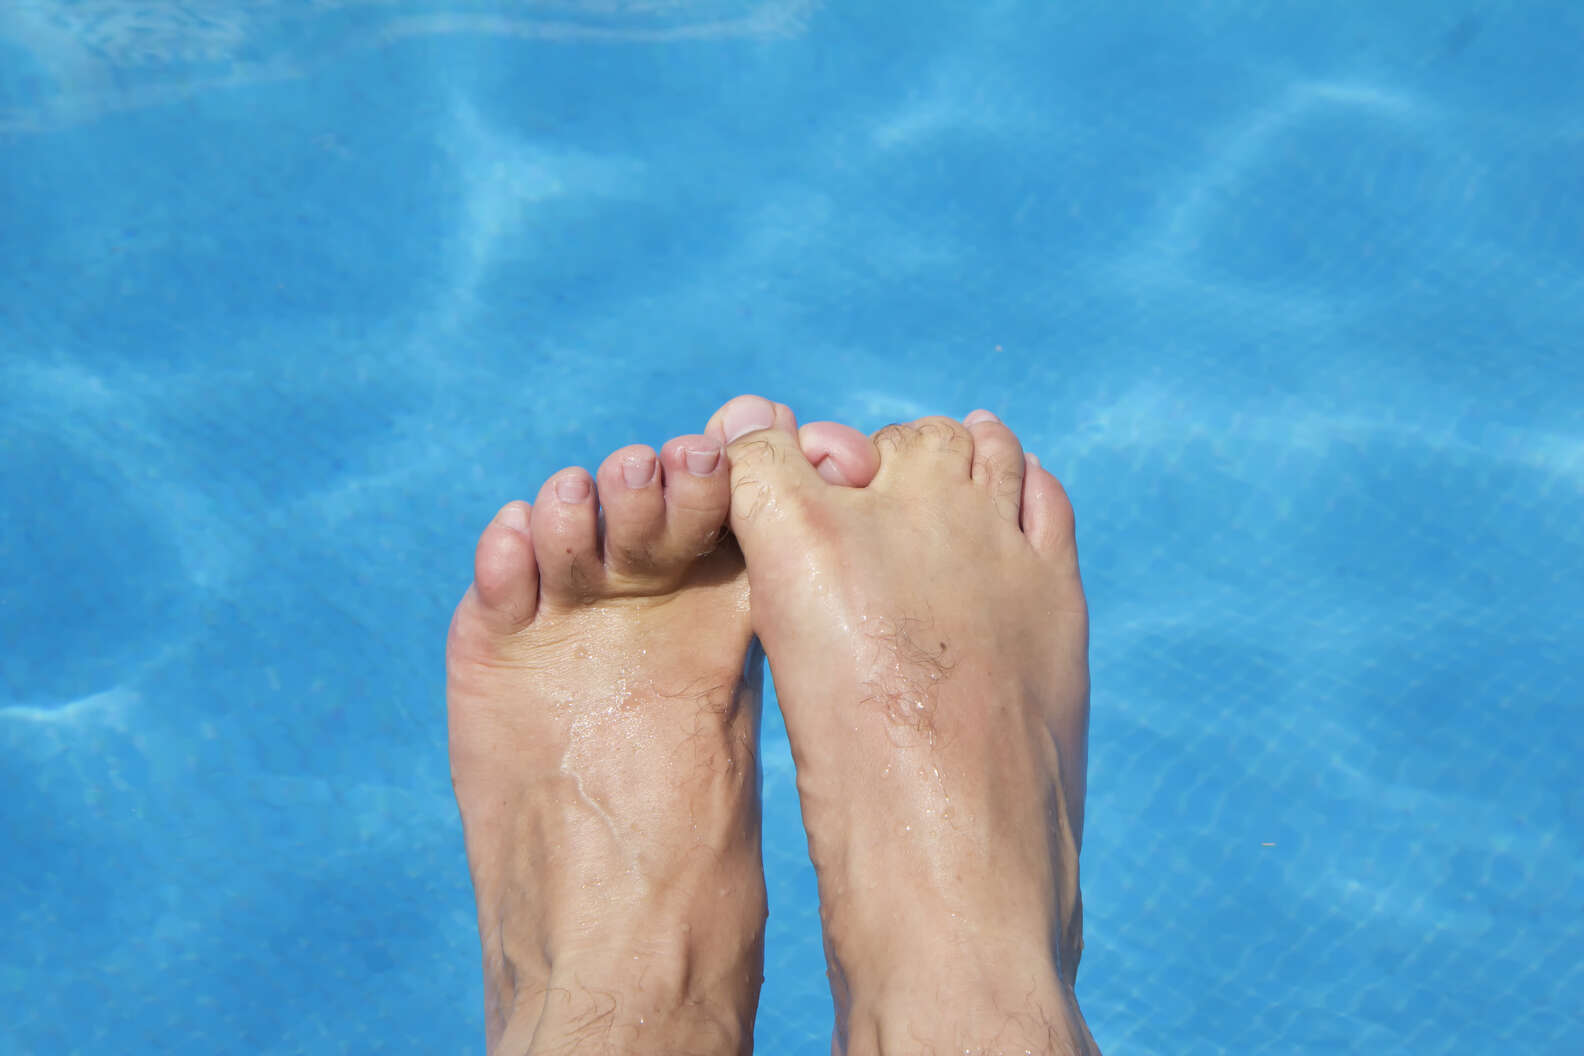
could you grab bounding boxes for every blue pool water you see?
[2,2,1582,1052]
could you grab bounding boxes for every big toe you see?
[705,394,820,540]
[705,396,881,488]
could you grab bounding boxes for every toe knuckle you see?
[726,435,783,466]
[917,418,972,453]
[873,423,914,452]
[875,423,911,441]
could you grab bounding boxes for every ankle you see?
[525,990,752,1056]
[838,952,1098,1056]
[507,941,759,1056]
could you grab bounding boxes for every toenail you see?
[723,398,775,443]
[1026,452,1041,468]
[497,503,530,532]
[555,475,591,502]
[814,456,851,485]
[685,445,721,476]
[964,409,1001,426]
[621,455,656,488]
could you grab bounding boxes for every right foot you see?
[708,396,1100,1056]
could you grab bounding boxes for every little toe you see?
[530,467,604,604]
[657,434,732,563]
[1020,454,1080,570]
[467,500,540,632]
[965,410,1028,525]
[596,445,667,578]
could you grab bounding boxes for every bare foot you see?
[707,397,1100,1056]
[447,430,768,1056]
[446,407,880,1056]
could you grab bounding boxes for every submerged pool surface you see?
[2,1,1582,1052]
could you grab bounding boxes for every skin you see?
[705,397,1097,1056]
[446,396,1098,1055]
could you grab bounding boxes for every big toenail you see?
[685,446,721,476]
[556,475,591,502]
[723,399,775,443]
[621,456,656,488]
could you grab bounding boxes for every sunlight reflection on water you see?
[0,0,818,131]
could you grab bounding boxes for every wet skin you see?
[447,397,1098,1054]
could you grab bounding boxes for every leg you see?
[708,397,1101,1056]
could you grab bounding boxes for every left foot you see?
[447,430,770,1055]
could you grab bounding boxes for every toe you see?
[656,434,732,562]
[530,467,604,604]
[871,415,975,487]
[706,397,880,487]
[705,393,820,544]
[468,501,540,631]
[965,410,1027,525]
[705,394,801,449]
[797,420,881,486]
[1020,454,1080,569]
[596,444,666,577]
